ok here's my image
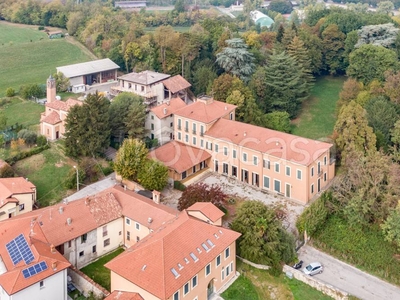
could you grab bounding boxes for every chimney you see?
[163,107,167,115]
[63,198,68,205]
[244,131,247,137]
[50,244,56,253]
[59,206,63,214]
[152,190,161,204]
[225,106,227,110]
[52,261,57,270]
[66,218,72,225]
[148,217,153,224]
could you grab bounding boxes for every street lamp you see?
[73,166,79,192]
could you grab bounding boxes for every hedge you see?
[6,144,50,165]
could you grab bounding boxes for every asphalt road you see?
[298,245,400,300]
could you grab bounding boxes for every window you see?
[274,180,281,193]
[136,236,140,242]
[170,122,173,128]
[311,184,314,194]
[185,120,189,132]
[135,222,140,230]
[68,241,71,248]
[253,156,258,166]
[127,231,130,241]
[317,161,321,174]
[263,176,270,189]
[205,263,211,276]
[171,268,180,278]
[184,282,190,295]
[182,171,187,180]
[81,234,87,244]
[135,84,137,91]
[126,218,131,225]
[297,170,302,180]
[190,252,198,262]
[225,247,230,259]
[243,153,247,162]
[173,291,179,300]
[192,123,197,134]
[311,167,314,177]
[223,163,228,174]
[200,125,204,136]
[263,159,270,169]
[151,115,154,120]
[102,225,108,237]
[192,275,198,288]
[19,204,25,211]
[216,255,221,267]
[185,134,189,143]
[200,139,204,148]
[275,163,280,173]
[178,132,182,140]
[233,149,237,159]
[214,160,219,172]
[226,264,230,277]
[151,123,154,130]
[119,231,122,236]
[230,112,233,120]
[324,172,327,182]
[221,268,225,281]
[92,245,96,253]
[193,136,197,145]
[215,144,219,153]
[104,238,110,247]
[324,156,327,165]
[193,166,196,174]
[79,251,84,257]
[202,243,210,252]
[141,86,144,92]
[178,119,182,130]
[223,147,228,156]
[40,280,45,289]
[286,166,291,176]
[232,166,237,177]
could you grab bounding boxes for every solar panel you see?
[22,261,48,279]
[6,234,35,265]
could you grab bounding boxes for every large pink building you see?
[150,96,335,204]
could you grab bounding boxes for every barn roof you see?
[56,59,119,78]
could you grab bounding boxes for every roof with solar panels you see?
[0,217,70,295]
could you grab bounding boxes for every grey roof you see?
[56,58,120,78]
[118,71,170,85]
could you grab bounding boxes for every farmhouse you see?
[56,58,119,93]
[47,31,63,39]
[115,0,147,8]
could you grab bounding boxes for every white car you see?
[303,262,323,276]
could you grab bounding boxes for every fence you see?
[67,267,110,299]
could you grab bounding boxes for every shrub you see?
[64,166,86,190]
[177,182,227,211]
[19,84,45,100]
[80,157,101,183]
[0,164,14,178]
[5,87,15,97]
[36,135,48,147]
[6,144,50,165]
[38,26,45,30]
[17,129,37,145]
[174,180,186,191]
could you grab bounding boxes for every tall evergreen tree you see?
[125,98,146,139]
[264,50,309,118]
[287,36,314,90]
[322,24,346,75]
[65,92,110,158]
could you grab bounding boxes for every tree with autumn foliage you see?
[177,182,228,211]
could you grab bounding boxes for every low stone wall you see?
[282,265,349,300]
[68,267,110,299]
[236,256,270,270]
[115,174,144,191]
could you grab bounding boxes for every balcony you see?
[184,127,189,133]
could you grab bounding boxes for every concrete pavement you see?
[298,245,400,300]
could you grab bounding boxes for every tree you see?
[230,200,295,267]
[384,70,400,104]
[125,99,146,139]
[65,92,110,158]
[216,38,255,82]
[377,1,394,15]
[5,87,15,97]
[343,30,359,67]
[17,129,37,145]
[192,64,217,96]
[298,28,324,74]
[177,182,227,211]
[249,67,269,112]
[287,36,314,89]
[322,24,346,75]
[296,192,329,236]
[0,163,14,178]
[264,50,309,118]
[356,23,399,49]
[347,44,398,85]
[269,0,293,14]
[263,111,291,133]
[337,78,363,112]
[19,84,44,100]
[211,74,234,102]
[0,112,6,131]
[174,0,185,13]
[382,206,400,251]
[114,138,148,181]
[334,101,376,161]
[137,159,168,191]
[53,72,70,92]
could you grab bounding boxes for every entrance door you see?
[241,169,248,183]
[317,178,321,193]
[285,183,291,198]
[207,280,214,298]
[56,131,59,139]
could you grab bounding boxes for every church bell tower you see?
[46,75,56,103]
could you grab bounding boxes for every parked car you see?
[303,262,323,276]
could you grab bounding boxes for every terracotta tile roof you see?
[0,197,19,209]
[0,218,70,295]
[150,97,186,120]
[175,99,236,124]
[162,75,191,94]
[0,177,36,200]
[118,71,170,85]
[41,110,61,125]
[12,190,123,246]
[187,202,224,223]
[149,141,211,174]
[105,291,144,300]
[105,211,240,300]
[45,98,82,112]
[111,186,178,231]
[206,119,333,166]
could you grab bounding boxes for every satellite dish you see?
[55,95,61,100]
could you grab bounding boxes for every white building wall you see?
[96,218,123,257]
[66,229,97,269]
[5,269,68,300]
[69,77,84,87]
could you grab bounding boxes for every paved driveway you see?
[298,245,400,300]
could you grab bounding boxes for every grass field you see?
[0,22,93,97]
[222,260,333,300]
[292,76,345,140]
[81,248,125,291]
[1,98,44,127]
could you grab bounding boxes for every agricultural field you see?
[292,76,345,140]
[0,22,94,97]
[0,98,44,128]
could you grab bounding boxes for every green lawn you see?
[313,215,400,286]
[13,141,72,207]
[0,22,93,97]
[222,260,332,300]
[80,248,125,291]
[1,98,44,127]
[292,76,345,140]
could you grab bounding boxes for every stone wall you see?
[282,265,349,300]
[236,256,270,270]
[68,267,110,299]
